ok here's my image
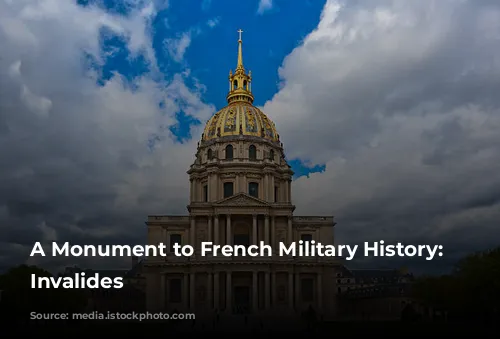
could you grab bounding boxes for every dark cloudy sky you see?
[1,0,499,274]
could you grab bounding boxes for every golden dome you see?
[202,29,279,143]
[202,102,279,142]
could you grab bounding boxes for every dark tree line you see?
[412,246,500,324]
[0,265,87,323]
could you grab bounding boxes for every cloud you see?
[207,17,220,29]
[263,0,500,272]
[257,0,273,15]
[0,0,214,271]
[164,31,193,62]
[164,21,218,63]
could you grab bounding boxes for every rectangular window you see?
[274,186,278,202]
[248,182,259,198]
[169,278,182,303]
[203,185,208,202]
[300,234,313,243]
[169,234,181,251]
[223,182,234,198]
[301,278,314,302]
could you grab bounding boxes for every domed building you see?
[144,31,339,325]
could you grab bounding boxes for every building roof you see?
[203,103,279,143]
[201,31,279,144]
[341,282,413,300]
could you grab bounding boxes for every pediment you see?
[214,193,270,207]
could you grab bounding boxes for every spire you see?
[227,29,254,105]
[236,29,244,71]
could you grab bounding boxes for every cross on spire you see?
[237,29,243,41]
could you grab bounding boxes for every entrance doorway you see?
[233,286,250,314]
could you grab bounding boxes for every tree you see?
[412,246,500,323]
[0,265,88,323]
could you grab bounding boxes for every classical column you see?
[288,272,294,310]
[252,214,257,245]
[214,272,220,310]
[207,174,211,202]
[264,215,269,245]
[271,272,277,308]
[183,273,189,310]
[207,272,213,310]
[252,271,258,312]
[271,217,275,249]
[226,214,232,245]
[161,227,167,246]
[160,274,166,309]
[190,216,196,248]
[317,271,323,311]
[295,273,300,311]
[265,272,270,310]
[287,217,293,245]
[189,272,195,309]
[226,272,232,312]
[214,215,219,245]
[190,179,194,201]
[269,176,275,201]
[208,215,213,243]
[263,175,268,200]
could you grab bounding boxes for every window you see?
[274,186,278,202]
[169,278,182,303]
[243,80,247,89]
[300,234,313,243]
[169,234,181,251]
[233,234,250,247]
[249,145,257,160]
[223,182,234,198]
[269,149,275,161]
[203,185,208,202]
[207,149,213,160]
[301,278,314,302]
[248,182,259,198]
[225,145,233,160]
[233,80,238,90]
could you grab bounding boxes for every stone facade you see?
[143,32,340,321]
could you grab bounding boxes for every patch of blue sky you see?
[78,0,328,177]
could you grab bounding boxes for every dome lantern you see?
[226,29,254,105]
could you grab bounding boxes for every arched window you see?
[269,149,275,161]
[248,182,259,198]
[233,80,238,90]
[207,149,213,160]
[243,80,247,89]
[249,145,257,160]
[223,182,234,198]
[225,145,233,160]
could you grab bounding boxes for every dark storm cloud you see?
[0,0,214,272]
[2,0,500,275]
[264,0,500,272]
